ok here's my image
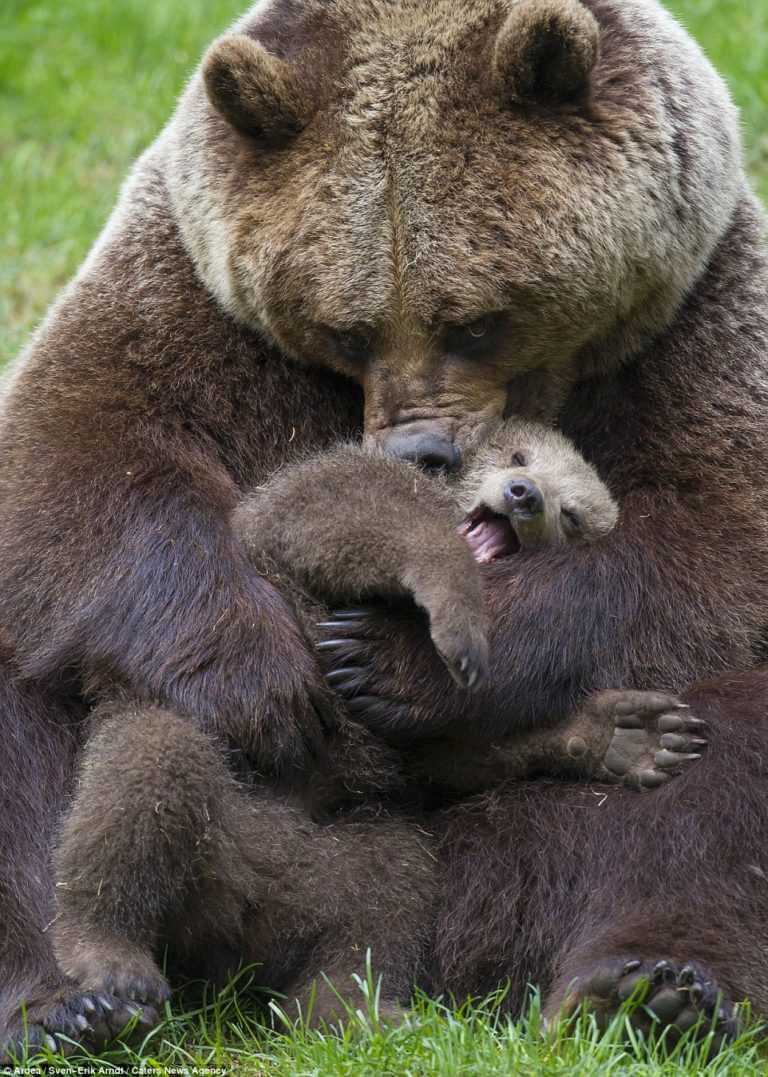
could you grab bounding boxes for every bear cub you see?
[235,418,619,698]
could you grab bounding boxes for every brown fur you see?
[0,0,766,1055]
[52,701,436,1031]
[236,445,489,692]
[50,685,699,1041]
[232,419,619,694]
[50,430,699,1039]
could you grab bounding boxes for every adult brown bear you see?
[0,0,766,1054]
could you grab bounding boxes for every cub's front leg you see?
[406,690,707,794]
[233,444,488,692]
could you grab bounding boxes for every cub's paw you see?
[53,939,169,1046]
[58,941,170,1002]
[548,956,740,1046]
[429,612,489,691]
[0,984,159,1062]
[576,690,706,790]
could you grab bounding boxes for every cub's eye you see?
[511,451,527,467]
[323,326,373,363]
[443,313,504,358]
[561,507,582,531]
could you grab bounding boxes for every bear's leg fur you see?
[434,670,768,1041]
[52,702,436,1046]
[0,654,131,1060]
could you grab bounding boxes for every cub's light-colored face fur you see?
[458,421,618,560]
[167,0,741,456]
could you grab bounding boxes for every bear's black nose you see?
[504,477,544,516]
[385,431,461,473]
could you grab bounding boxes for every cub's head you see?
[458,420,618,559]
[170,0,741,469]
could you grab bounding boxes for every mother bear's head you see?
[167,0,743,468]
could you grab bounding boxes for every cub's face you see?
[457,421,618,560]
[172,0,740,466]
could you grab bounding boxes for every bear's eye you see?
[325,327,373,363]
[512,452,527,467]
[561,507,581,531]
[443,313,503,358]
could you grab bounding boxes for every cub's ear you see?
[203,33,312,143]
[494,0,600,105]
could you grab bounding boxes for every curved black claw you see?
[314,600,457,737]
[324,665,370,699]
[323,608,372,622]
[314,605,418,735]
[346,694,411,734]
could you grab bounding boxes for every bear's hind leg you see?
[53,701,437,1037]
[223,800,438,1028]
[0,652,97,1061]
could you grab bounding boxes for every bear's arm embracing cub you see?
[0,189,356,777]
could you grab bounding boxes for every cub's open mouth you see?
[458,506,519,564]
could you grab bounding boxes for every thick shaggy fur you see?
[0,0,767,1053]
[55,433,683,1032]
[52,703,438,1031]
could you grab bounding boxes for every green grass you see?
[1,2,768,1072]
[5,969,768,1076]
[0,0,246,363]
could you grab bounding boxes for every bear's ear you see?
[203,33,311,144]
[493,0,600,105]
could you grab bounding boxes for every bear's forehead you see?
[226,0,737,339]
[249,0,502,57]
[300,124,596,327]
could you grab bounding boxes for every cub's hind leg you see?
[52,701,223,1029]
[54,701,436,1033]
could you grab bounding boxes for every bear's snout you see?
[383,429,461,474]
[504,477,543,517]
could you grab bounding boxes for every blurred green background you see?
[1,0,767,365]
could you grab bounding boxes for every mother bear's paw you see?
[573,689,707,790]
[0,982,159,1062]
[317,602,455,735]
[545,956,740,1046]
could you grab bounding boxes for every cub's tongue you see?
[459,509,518,564]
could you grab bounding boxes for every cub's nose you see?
[504,477,544,516]
[384,431,461,473]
